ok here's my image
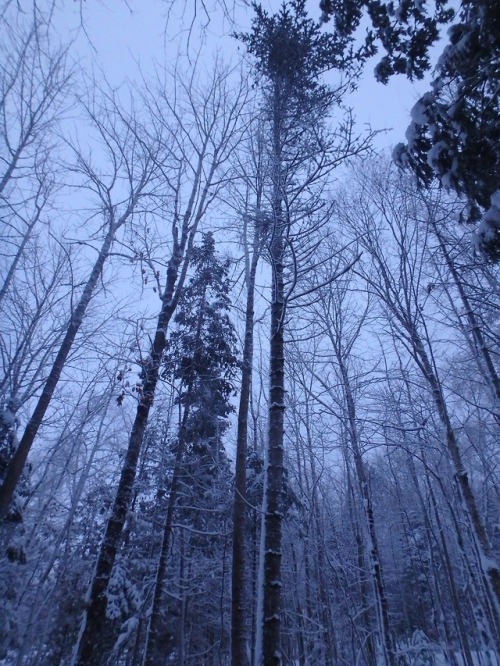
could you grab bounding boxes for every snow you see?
[480,553,500,574]
[474,190,500,250]
[405,121,419,147]
[426,141,449,170]
[392,143,410,168]
[410,95,432,125]
[1,408,16,428]
[395,631,500,666]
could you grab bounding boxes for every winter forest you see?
[1,0,499,664]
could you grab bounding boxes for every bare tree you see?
[420,194,500,420]
[72,62,248,666]
[0,4,71,305]
[0,83,165,520]
[336,161,500,615]
[302,271,396,666]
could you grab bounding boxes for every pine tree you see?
[320,0,454,82]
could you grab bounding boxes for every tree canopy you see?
[321,0,500,258]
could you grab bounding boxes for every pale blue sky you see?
[57,0,438,149]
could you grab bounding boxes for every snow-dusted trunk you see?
[346,464,376,666]
[262,218,286,666]
[408,322,500,605]
[15,386,115,665]
[393,404,459,664]
[431,221,500,419]
[338,360,396,666]
[143,401,191,666]
[0,210,39,308]
[143,283,208,665]
[354,183,500,610]
[73,239,189,666]
[259,82,288,663]
[311,487,337,663]
[0,223,117,521]
[231,228,260,666]
[418,453,476,666]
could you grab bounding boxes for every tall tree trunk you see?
[231,221,261,666]
[423,457,476,666]
[143,284,206,666]
[262,219,285,666]
[0,201,41,308]
[338,360,396,666]
[431,220,500,418]
[408,323,500,605]
[15,385,115,666]
[73,235,192,666]
[0,222,117,521]
[357,197,500,608]
[73,118,227,660]
[347,464,376,666]
[142,401,191,666]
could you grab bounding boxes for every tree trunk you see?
[0,223,116,521]
[142,404,190,666]
[409,324,500,605]
[431,220,500,419]
[423,457,475,666]
[0,204,41,308]
[231,222,261,666]
[262,221,286,666]
[74,240,189,666]
[339,360,396,666]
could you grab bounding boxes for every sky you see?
[56,0,440,151]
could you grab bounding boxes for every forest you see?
[0,0,499,664]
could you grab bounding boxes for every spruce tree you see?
[143,233,239,664]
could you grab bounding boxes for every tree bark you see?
[262,221,286,666]
[74,239,188,666]
[231,223,261,666]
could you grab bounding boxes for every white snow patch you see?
[474,190,500,250]
[427,141,447,165]
[410,96,432,125]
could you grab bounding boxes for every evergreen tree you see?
[394,0,500,257]
[320,0,454,82]
[143,232,239,665]
[166,232,239,459]
[237,2,363,662]
[321,0,500,257]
